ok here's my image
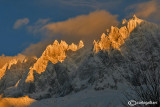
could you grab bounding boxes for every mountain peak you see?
[133,14,137,19]
[93,16,144,53]
[53,40,59,45]
[25,40,84,83]
[0,55,37,80]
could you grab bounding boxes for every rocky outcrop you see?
[0,56,37,96]
[28,61,72,99]
[0,54,26,69]
[25,40,84,83]
[93,15,143,53]
[0,54,29,80]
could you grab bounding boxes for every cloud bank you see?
[13,18,30,29]
[43,10,118,43]
[22,10,119,56]
[133,0,157,18]
[22,41,52,57]
[126,0,160,23]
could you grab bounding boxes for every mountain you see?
[0,40,84,98]
[25,40,84,83]
[29,15,160,106]
[93,15,143,53]
[70,15,160,92]
[0,15,160,106]
[0,55,37,97]
[0,54,26,69]
[0,54,26,79]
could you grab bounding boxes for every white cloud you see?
[13,18,30,29]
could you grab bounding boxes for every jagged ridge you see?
[25,40,84,83]
[93,15,143,53]
[1,15,160,103]
[0,54,29,79]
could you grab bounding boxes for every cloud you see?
[23,10,119,56]
[27,18,50,34]
[126,0,160,23]
[134,0,157,18]
[43,10,118,43]
[13,18,30,29]
[22,41,52,57]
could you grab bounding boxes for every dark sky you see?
[0,0,159,56]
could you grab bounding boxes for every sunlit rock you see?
[25,40,84,83]
[93,15,144,53]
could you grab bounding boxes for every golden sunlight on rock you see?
[93,15,143,53]
[0,54,26,68]
[25,40,84,83]
[0,96,35,107]
[0,64,8,80]
[0,54,27,80]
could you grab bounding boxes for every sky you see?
[0,0,160,56]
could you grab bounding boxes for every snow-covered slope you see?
[29,88,124,107]
[28,15,160,106]
[0,96,35,107]
[27,15,160,100]
[74,15,160,91]
[6,40,85,99]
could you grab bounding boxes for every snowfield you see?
[29,88,125,107]
[0,96,35,107]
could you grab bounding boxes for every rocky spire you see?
[25,40,84,83]
[93,15,144,53]
[0,54,27,80]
